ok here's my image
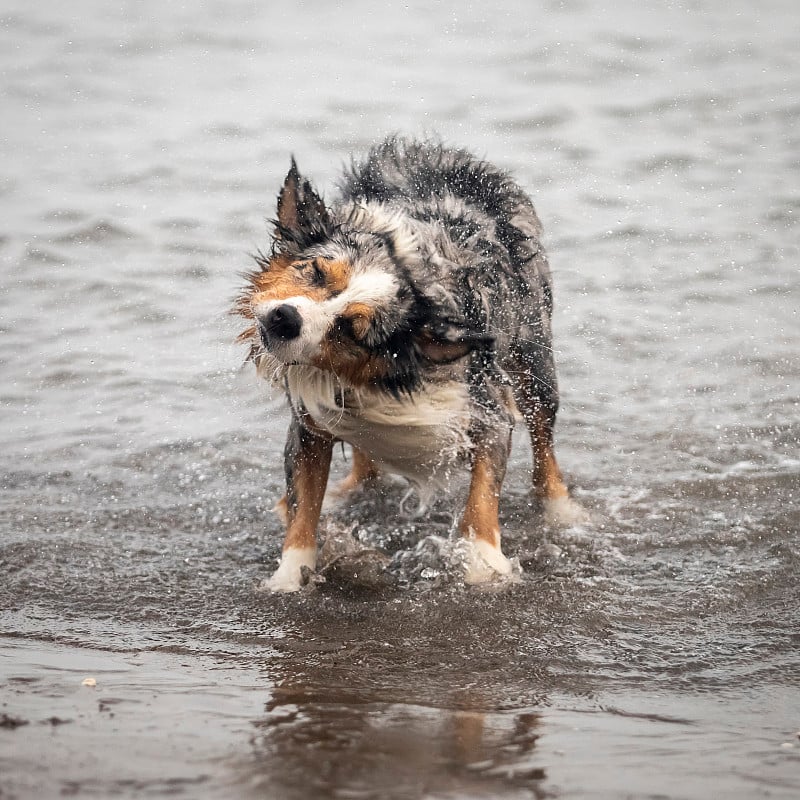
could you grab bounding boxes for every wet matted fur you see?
[235,136,579,592]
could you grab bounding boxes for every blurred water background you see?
[1,1,798,797]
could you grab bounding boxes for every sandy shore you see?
[0,637,266,799]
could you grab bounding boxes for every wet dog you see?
[235,137,576,592]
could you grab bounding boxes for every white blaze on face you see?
[252,269,398,364]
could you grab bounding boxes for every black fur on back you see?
[335,137,557,410]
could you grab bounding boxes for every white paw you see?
[258,547,316,593]
[462,537,516,585]
[543,495,590,527]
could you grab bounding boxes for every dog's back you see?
[337,137,558,414]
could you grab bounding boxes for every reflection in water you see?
[244,684,545,799]
[229,567,576,800]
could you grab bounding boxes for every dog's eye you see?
[310,262,326,287]
[294,260,326,288]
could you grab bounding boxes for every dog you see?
[235,137,576,592]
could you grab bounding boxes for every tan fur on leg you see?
[508,373,570,501]
[529,406,569,502]
[263,426,333,593]
[333,447,379,497]
[460,448,513,583]
[524,402,588,525]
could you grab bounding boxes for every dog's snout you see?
[260,304,303,342]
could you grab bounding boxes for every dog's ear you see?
[415,323,494,364]
[275,158,330,241]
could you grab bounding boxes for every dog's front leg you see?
[262,414,333,593]
[460,422,515,584]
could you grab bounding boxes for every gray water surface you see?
[1,1,799,798]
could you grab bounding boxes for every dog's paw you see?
[462,538,517,585]
[258,547,316,593]
[543,495,591,527]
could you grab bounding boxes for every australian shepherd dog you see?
[235,137,578,592]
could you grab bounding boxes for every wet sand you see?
[4,597,799,799]
[1,638,265,798]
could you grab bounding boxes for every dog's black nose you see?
[260,304,303,342]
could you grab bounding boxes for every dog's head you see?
[236,160,492,395]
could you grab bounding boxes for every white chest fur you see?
[285,368,473,488]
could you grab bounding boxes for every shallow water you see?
[1,0,799,797]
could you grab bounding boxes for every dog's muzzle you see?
[258,304,303,346]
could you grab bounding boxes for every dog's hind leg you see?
[508,359,586,525]
[527,401,569,504]
[332,446,379,498]
[262,414,333,593]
